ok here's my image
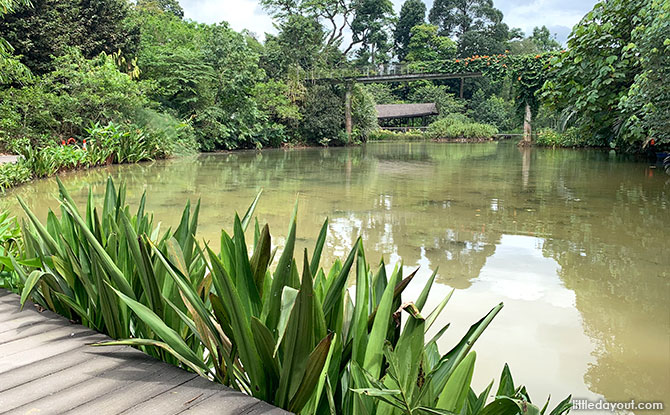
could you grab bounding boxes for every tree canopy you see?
[0,0,139,74]
[428,0,513,56]
[394,0,426,61]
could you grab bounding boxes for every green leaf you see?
[436,351,476,413]
[241,190,263,231]
[274,286,299,356]
[264,203,298,332]
[309,218,328,276]
[363,262,400,378]
[107,284,208,375]
[288,332,335,413]
[423,303,503,403]
[20,270,55,309]
[480,397,542,415]
[233,214,262,317]
[249,223,271,297]
[207,246,266,398]
[548,395,573,415]
[251,316,281,386]
[276,250,318,408]
[322,238,360,319]
[60,199,135,300]
[497,363,515,397]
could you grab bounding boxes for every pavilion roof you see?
[375,103,438,119]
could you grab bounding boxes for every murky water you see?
[3,142,669,412]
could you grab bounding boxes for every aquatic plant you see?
[7,178,572,415]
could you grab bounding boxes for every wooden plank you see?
[4,351,166,414]
[180,391,290,414]
[0,323,97,358]
[0,347,148,412]
[63,360,197,415]
[0,330,108,374]
[0,319,72,344]
[0,292,23,306]
[0,310,69,335]
[120,376,228,415]
[0,344,127,391]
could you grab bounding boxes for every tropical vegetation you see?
[1,178,573,414]
[1,0,665,157]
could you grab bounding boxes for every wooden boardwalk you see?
[0,289,289,415]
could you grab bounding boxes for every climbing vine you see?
[407,52,562,117]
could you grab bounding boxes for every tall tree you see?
[0,0,139,74]
[350,0,394,65]
[405,24,456,61]
[529,26,561,52]
[260,0,355,50]
[394,0,426,61]
[428,0,511,56]
[261,14,340,78]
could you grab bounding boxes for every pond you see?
[4,141,669,412]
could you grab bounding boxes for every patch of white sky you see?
[179,0,599,45]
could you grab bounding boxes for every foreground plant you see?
[8,178,571,415]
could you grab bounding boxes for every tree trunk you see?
[345,83,352,144]
[459,77,464,99]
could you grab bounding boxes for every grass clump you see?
[2,178,573,415]
[427,114,499,140]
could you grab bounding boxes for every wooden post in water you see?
[521,103,532,146]
[345,82,352,143]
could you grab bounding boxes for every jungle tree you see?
[394,0,426,61]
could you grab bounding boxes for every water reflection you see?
[2,142,669,411]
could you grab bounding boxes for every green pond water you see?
[4,141,669,412]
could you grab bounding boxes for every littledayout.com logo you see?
[572,399,664,412]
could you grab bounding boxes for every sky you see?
[180,0,599,45]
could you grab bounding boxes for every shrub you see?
[300,84,344,145]
[351,85,378,142]
[468,89,516,131]
[0,160,32,191]
[536,127,584,147]
[130,108,200,156]
[427,115,498,139]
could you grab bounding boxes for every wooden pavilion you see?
[375,103,438,130]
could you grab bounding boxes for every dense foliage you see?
[0,120,194,191]
[0,0,139,74]
[0,0,665,163]
[2,178,572,415]
[541,0,670,148]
